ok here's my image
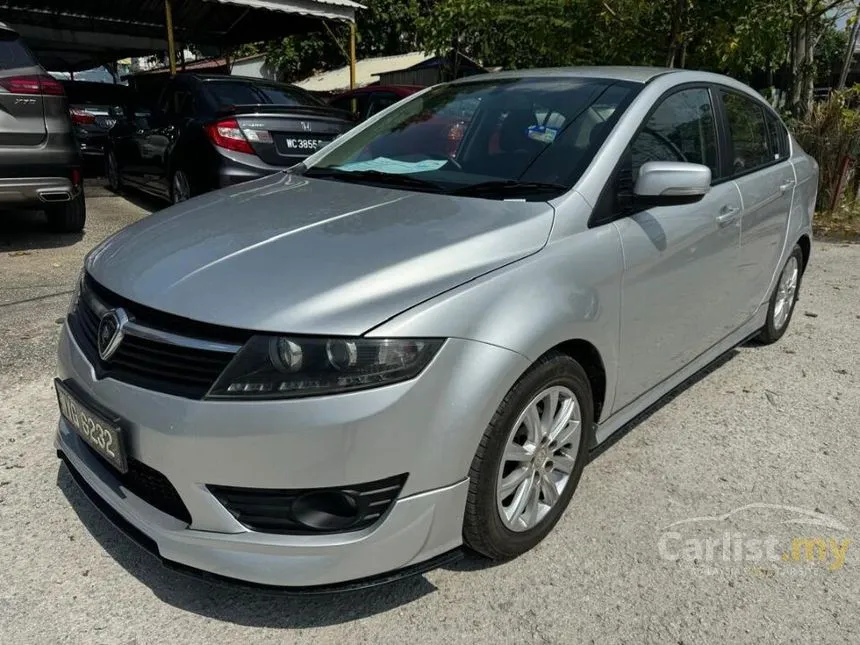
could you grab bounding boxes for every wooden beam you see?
[165,0,177,76]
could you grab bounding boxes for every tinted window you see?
[63,82,128,107]
[366,92,401,117]
[162,86,194,117]
[205,81,320,108]
[630,88,718,179]
[721,92,771,173]
[766,111,789,161]
[0,34,37,70]
[331,93,370,118]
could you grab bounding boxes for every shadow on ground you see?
[0,209,84,253]
[56,466,437,628]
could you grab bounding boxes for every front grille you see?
[83,444,192,524]
[68,276,246,399]
[208,474,408,535]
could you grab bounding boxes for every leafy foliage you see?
[794,87,860,211]
[235,0,426,82]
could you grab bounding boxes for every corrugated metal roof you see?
[294,52,431,92]
[0,0,363,70]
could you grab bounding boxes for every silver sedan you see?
[55,67,817,588]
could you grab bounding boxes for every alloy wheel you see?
[496,385,581,532]
[773,255,799,331]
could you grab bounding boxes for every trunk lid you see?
[0,30,48,147]
[228,105,353,165]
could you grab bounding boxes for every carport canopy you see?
[0,0,363,72]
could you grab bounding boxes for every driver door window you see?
[631,88,718,178]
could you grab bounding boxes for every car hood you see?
[87,173,555,335]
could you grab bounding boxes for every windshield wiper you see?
[450,180,568,199]
[303,167,443,192]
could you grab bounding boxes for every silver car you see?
[56,67,817,588]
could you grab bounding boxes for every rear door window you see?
[765,110,790,162]
[720,91,772,174]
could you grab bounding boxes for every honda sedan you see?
[56,67,817,588]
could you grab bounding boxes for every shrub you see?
[792,86,860,213]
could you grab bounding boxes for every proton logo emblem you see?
[97,308,128,361]
[300,121,312,132]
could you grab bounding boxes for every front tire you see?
[756,244,804,344]
[45,191,86,233]
[463,352,592,560]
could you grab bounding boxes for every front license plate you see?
[55,379,127,473]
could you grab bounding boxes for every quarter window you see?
[721,92,771,173]
[765,110,789,161]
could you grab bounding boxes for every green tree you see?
[235,0,425,83]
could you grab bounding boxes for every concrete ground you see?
[0,181,858,644]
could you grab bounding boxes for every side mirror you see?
[633,161,711,207]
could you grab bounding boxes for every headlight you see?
[207,336,444,399]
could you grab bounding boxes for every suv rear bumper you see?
[0,176,79,206]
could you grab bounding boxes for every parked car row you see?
[102,74,356,203]
[0,17,425,232]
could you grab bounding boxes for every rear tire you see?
[170,168,194,204]
[106,150,122,193]
[756,244,804,344]
[463,352,592,560]
[45,191,86,234]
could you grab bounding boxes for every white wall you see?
[232,57,279,81]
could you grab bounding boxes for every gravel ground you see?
[1,182,859,644]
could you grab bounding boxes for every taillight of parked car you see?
[70,108,96,125]
[0,74,64,96]
[204,118,253,155]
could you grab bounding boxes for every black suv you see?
[0,23,85,232]
[106,74,354,203]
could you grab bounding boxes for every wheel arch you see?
[797,233,811,273]
[542,339,607,424]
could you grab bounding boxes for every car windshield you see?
[304,76,638,199]
[205,80,322,108]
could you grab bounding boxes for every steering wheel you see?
[641,127,688,163]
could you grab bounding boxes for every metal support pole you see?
[349,22,356,89]
[165,0,177,76]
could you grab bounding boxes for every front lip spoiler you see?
[57,449,464,594]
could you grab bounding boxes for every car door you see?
[719,90,795,319]
[611,86,744,410]
[142,81,190,196]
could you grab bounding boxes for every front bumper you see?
[55,323,529,587]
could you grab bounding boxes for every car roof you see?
[336,84,423,96]
[188,73,302,88]
[450,66,677,85]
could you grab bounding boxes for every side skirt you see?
[592,306,767,447]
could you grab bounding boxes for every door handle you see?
[780,179,796,193]
[716,205,740,226]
